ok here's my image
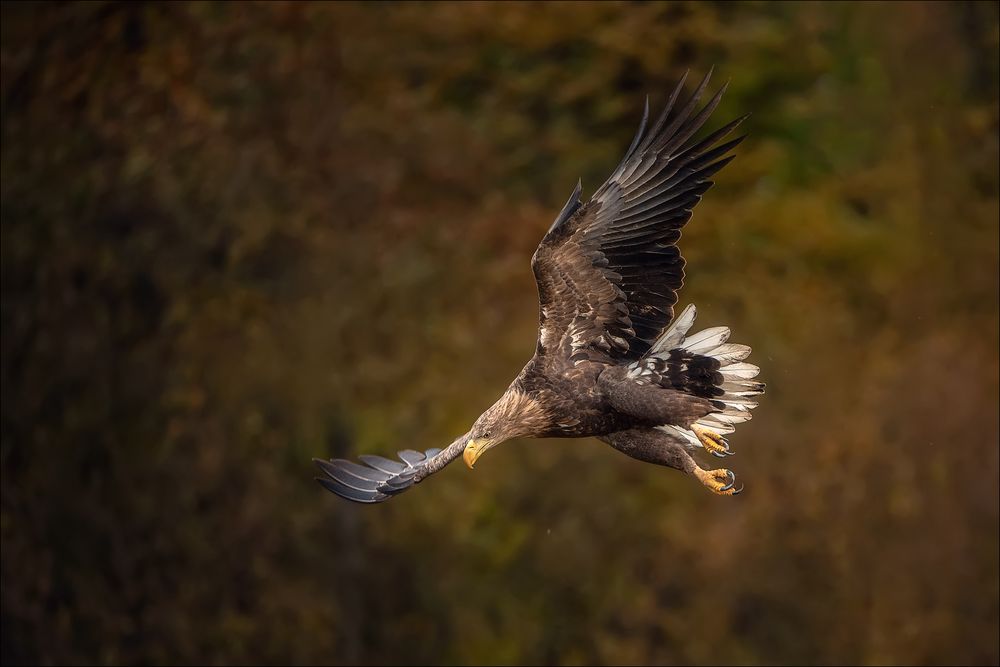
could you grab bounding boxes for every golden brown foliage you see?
[2,2,997,665]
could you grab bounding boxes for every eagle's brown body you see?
[315,70,764,503]
[504,360,716,440]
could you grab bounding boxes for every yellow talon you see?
[693,467,743,496]
[691,423,732,458]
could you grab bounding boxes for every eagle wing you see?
[313,432,469,503]
[531,70,746,365]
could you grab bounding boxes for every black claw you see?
[732,483,745,495]
[710,449,727,459]
[720,470,736,492]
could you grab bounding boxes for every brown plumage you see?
[315,70,764,503]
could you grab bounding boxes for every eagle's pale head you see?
[464,388,547,468]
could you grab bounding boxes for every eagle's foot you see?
[693,467,743,496]
[691,423,732,458]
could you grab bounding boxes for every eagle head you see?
[464,388,546,468]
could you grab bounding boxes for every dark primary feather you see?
[532,69,746,364]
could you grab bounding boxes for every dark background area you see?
[2,2,998,665]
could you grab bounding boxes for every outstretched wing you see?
[314,432,469,504]
[531,69,746,364]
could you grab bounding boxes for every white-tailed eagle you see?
[315,70,764,503]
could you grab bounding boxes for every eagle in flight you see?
[315,70,764,503]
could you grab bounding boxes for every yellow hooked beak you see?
[463,439,489,469]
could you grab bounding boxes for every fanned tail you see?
[628,304,764,449]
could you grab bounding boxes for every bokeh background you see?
[2,2,998,665]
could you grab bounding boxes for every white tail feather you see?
[682,326,731,353]
[721,397,759,408]
[650,303,697,354]
[658,424,701,448]
[721,362,760,379]
[698,415,736,434]
[710,411,752,424]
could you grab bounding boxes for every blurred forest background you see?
[2,2,998,665]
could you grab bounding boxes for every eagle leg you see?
[691,423,733,458]
[600,428,743,497]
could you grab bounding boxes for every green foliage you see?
[2,2,997,665]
